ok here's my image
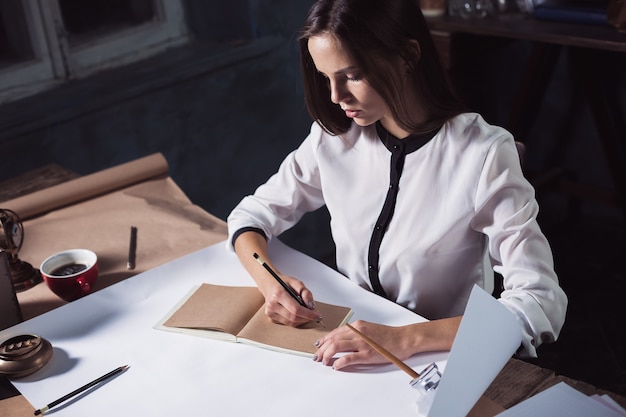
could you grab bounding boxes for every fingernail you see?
[312,354,318,361]
[316,316,323,322]
[314,340,320,347]
[309,301,316,309]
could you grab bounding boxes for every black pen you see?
[34,365,129,415]
[252,253,324,327]
[127,226,137,270]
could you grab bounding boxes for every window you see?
[0,0,188,104]
[0,1,55,103]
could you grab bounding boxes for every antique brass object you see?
[0,208,41,292]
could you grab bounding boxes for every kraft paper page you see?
[237,299,353,355]
[162,284,265,336]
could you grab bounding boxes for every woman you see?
[227,0,567,371]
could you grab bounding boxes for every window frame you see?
[0,0,57,103]
[0,0,188,104]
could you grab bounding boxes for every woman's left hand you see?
[312,320,414,370]
[312,317,461,371]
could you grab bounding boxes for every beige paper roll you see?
[3,153,169,220]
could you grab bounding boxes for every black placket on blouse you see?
[367,122,439,299]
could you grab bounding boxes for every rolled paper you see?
[2,153,168,220]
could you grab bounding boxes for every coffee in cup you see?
[40,249,98,302]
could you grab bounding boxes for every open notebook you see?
[156,283,353,357]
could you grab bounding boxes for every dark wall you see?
[448,36,626,201]
[0,0,314,220]
[0,0,335,262]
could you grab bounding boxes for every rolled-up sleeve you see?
[472,136,568,357]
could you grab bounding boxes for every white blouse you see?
[227,113,567,357]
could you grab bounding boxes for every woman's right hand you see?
[233,230,322,327]
[258,273,322,327]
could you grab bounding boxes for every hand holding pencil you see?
[252,253,324,327]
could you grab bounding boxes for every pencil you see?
[33,365,129,415]
[346,323,419,379]
[127,226,137,270]
[252,253,325,327]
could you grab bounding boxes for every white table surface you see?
[2,239,446,417]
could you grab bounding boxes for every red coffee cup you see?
[40,249,98,302]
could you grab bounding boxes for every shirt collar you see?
[376,122,439,154]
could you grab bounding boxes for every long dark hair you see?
[298,0,466,135]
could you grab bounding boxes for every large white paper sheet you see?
[496,382,626,417]
[2,240,446,417]
[428,285,523,417]
[590,395,626,416]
